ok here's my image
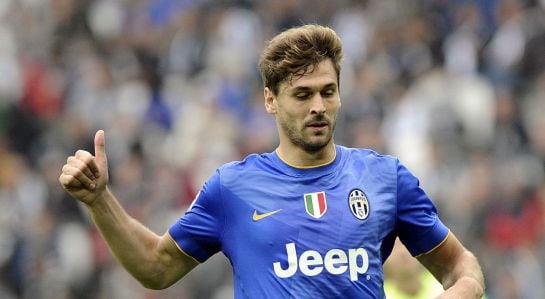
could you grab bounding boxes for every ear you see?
[264,87,277,114]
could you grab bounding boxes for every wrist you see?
[86,186,112,209]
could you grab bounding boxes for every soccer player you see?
[59,24,485,298]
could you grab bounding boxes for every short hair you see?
[258,24,343,95]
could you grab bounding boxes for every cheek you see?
[279,110,298,125]
[278,104,303,120]
[330,97,341,108]
[328,100,341,115]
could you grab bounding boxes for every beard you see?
[279,114,336,153]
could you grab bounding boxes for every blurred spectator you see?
[384,239,443,298]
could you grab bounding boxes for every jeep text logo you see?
[273,243,369,281]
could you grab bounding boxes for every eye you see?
[321,89,336,97]
[294,92,310,100]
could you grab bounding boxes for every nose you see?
[310,94,326,115]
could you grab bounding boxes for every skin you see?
[264,59,340,167]
[417,233,485,298]
[59,58,484,297]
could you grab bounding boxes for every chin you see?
[300,139,332,152]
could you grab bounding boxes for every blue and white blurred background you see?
[0,0,544,298]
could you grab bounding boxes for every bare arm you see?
[59,130,198,289]
[417,232,485,298]
[87,188,198,289]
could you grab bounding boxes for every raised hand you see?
[59,130,109,205]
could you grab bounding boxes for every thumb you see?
[94,130,108,168]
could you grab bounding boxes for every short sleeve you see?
[168,170,224,262]
[396,160,449,256]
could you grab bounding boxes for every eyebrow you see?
[290,83,337,93]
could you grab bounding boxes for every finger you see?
[75,149,93,159]
[94,130,107,171]
[62,164,96,190]
[59,173,83,189]
[67,156,96,180]
[75,150,100,179]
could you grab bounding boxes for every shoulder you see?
[207,153,282,196]
[213,152,274,184]
[338,145,398,169]
[197,154,268,200]
[217,153,269,172]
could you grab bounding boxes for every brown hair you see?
[258,24,343,95]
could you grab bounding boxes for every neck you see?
[276,141,336,168]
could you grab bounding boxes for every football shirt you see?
[169,145,449,298]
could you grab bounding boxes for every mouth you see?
[306,121,329,130]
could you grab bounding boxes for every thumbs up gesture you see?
[59,130,109,205]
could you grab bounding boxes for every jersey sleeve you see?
[168,170,224,263]
[395,160,449,256]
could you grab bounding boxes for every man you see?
[59,24,485,298]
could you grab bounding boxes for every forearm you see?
[440,250,485,298]
[418,233,485,298]
[87,187,167,287]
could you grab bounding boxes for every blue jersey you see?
[169,145,449,298]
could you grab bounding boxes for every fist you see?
[59,130,109,205]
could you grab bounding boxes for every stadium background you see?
[0,0,544,298]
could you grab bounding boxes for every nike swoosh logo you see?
[253,209,282,221]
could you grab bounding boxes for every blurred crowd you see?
[0,0,544,298]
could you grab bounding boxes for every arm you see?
[59,130,198,289]
[417,232,485,298]
[86,188,198,289]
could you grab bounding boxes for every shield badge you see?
[304,191,327,219]
[348,189,370,220]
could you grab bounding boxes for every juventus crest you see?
[348,189,370,220]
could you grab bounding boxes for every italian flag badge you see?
[304,191,327,219]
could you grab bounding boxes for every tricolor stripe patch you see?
[304,191,327,218]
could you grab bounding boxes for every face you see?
[265,59,341,153]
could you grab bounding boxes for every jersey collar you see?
[270,145,343,177]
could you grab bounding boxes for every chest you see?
[221,171,397,256]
